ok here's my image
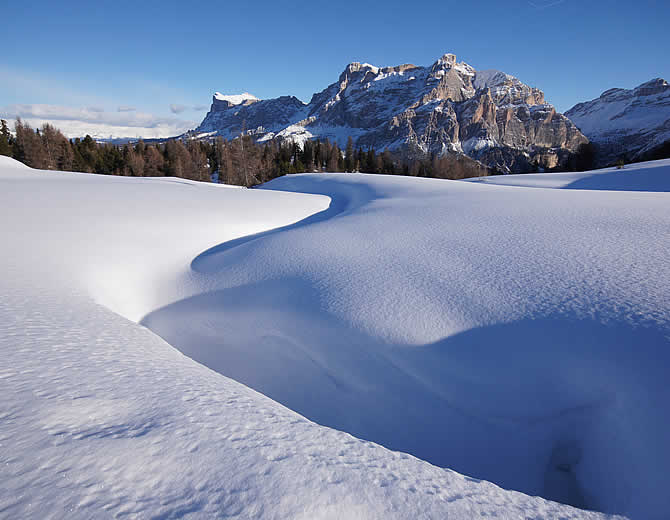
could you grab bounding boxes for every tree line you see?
[0,119,490,186]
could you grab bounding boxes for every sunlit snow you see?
[3,155,669,519]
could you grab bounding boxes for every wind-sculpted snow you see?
[144,167,670,519]
[0,156,621,520]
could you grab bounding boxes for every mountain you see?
[194,53,587,173]
[565,78,670,165]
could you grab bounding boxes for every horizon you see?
[2,0,668,139]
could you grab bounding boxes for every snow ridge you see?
[213,92,259,106]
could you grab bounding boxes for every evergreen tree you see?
[0,120,12,156]
[344,136,354,172]
[326,141,340,172]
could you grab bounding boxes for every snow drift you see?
[2,153,668,519]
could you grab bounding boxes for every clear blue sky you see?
[2,0,668,137]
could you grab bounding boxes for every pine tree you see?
[0,120,12,156]
[302,140,314,172]
[188,140,210,182]
[327,142,340,172]
[344,136,354,172]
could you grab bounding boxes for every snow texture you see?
[3,153,669,519]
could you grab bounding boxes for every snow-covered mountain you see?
[195,53,587,172]
[566,78,670,164]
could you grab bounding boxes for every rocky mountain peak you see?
[634,78,668,97]
[433,53,458,68]
[212,92,259,109]
[195,52,588,173]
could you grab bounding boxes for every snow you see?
[214,92,259,105]
[464,158,670,191]
[462,136,497,153]
[474,69,515,90]
[360,62,380,74]
[565,80,670,155]
[3,154,669,519]
[567,92,669,137]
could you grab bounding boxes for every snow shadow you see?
[564,167,670,192]
[192,178,378,274]
[142,282,669,517]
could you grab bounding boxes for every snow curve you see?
[142,167,670,519]
[2,158,620,519]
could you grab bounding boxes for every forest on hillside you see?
[0,118,493,186]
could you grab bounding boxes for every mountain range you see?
[193,54,590,173]
[191,53,669,172]
[565,78,670,164]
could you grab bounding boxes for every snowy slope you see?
[0,155,620,520]
[141,166,670,520]
[565,78,670,163]
[463,158,670,191]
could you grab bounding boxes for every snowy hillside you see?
[464,158,670,191]
[566,78,670,164]
[3,154,669,519]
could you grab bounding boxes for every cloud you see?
[170,103,209,114]
[0,103,196,139]
[87,106,105,113]
[528,0,565,8]
[117,105,137,112]
[169,103,187,114]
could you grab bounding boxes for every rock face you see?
[197,92,308,139]
[195,53,588,172]
[565,78,670,165]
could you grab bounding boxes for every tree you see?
[14,118,47,169]
[40,123,72,171]
[302,139,314,172]
[326,142,341,172]
[0,120,11,156]
[314,140,323,170]
[575,142,595,172]
[143,145,164,177]
[127,146,145,176]
[187,140,210,182]
[381,148,394,174]
[344,136,354,172]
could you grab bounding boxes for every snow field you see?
[145,167,670,518]
[3,154,668,518]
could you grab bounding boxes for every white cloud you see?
[170,104,187,114]
[0,103,196,139]
[528,0,565,8]
[171,103,209,114]
[117,106,137,112]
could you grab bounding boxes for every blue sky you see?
[1,0,668,137]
